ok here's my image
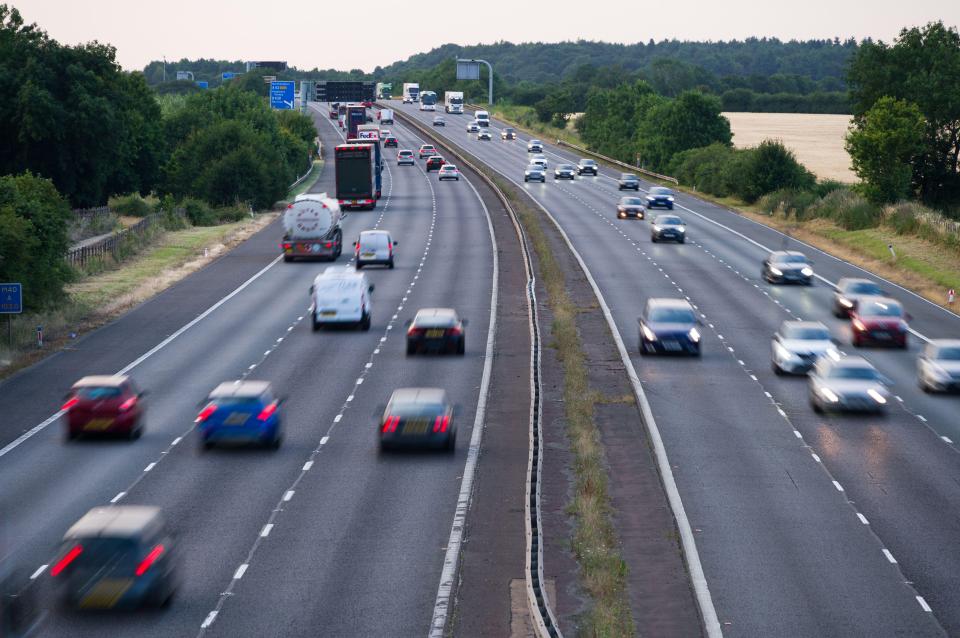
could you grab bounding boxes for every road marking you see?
[917,596,932,612]
[811,453,821,463]
[172,436,182,446]
[260,524,273,537]
[794,430,803,438]
[110,491,126,503]
[856,512,870,525]
[917,415,927,422]
[302,461,313,471]
[283,490,294,501]
[882,549,897,564]
[233,564,248,579]
[832,481,844,492]
[333,414,342,423]
[201,611,218,629]
[942,436,953,444]
[30,565,47,579]
[144,462,156,472]
[320,436,329,445]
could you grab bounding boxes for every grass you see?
[486,104,584,146]
[493,173,636,636]
[287,159,324,200]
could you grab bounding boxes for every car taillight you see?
[382,416,400,433]
[281,242,292,250]
[433,415,450,433]
[407,327,424,336]
[448,326,463,336]
[257,402,278,421]
[119,396,137,412]
[195,403,217,423]
[51,545,83,576]
[325,242,333,248]
[135,544,165,577]
[61,396,79,411]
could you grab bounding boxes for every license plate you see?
[80,578,133,609]
[84,418,114,430]
[663,341,681,351]
[425,329,445,338]
[874,332,891,340]
[321,311,336,317]
[402,419,429,435]
[362,252,376,258]
[224,412,249,426]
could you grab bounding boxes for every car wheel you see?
[445,432,456,453]
[129,425,142,441]
[283,255,293,263]
[679,237,686,244]
[832,305,844,318]
[919,377,932,393]
[668,204,674,210]
[312,316,320,332]
[651,236,658,243]
[200,439,213,451]
[355,262,363,270]
[406,341,416,356]
[524,178,528,182]
[65,429,77,442]
[457,339,465,355]
[388,258,395,269]
[852,335,861,347]
[811,399,823,414]
[772,361,784,375]
[361,313,371,331]
[270,434,282,450]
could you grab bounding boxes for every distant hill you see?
[373,38,859,86]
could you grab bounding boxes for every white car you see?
[531,154,548,170]
[808,355,891,414]
[771,321,837,375]
[527,139,543,153]
[354,230,397,269]
[466,121,479,133]
[311,267,374,331]
[477,129,492,141]
[917,339,960,393]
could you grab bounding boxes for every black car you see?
[577,159,599,176]
[554,164,576,180]
[425,156,445,172]
[383,136,398,148]
[832,277,884,317]
[646,186,675,209]
[433,116,446,127]
[406,308,465,354]
[616,197,646,219]
[379,388,455,451]
[651,214,686,243]
[638,298,701,356]
[763,251,814,285]
[618,173,640,190]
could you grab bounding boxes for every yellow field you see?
[723,112,855,183]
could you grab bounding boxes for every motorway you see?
[0,107,502,636]
[396,102,960,636]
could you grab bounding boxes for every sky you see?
[11,1,960,72]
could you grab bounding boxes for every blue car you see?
[638,298,702,356]
[195,381,283,450]
[646,186,675,210]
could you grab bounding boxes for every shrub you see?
[109,193,152,217]
[216,204,250,224]
[807,188,881,230]
[886,202,921,235]
[727,140,816,203]
[813,179,847,198]
[757,188,819,219]
[668,143,737,197]
[181,197,216,226]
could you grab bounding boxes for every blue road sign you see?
[222,72,237,80]
[270,81,296,110]
[0,283,22,314]
[196,80,209,89]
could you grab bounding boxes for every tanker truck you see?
[280,193,344,262]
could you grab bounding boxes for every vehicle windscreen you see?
[935,347,960,360]
[414,315,455,328]
[847,282,883,295]
[648,308,694,323]
[581,160,596,165]
[559,165,574,170]
[505,128,515,133]
[783,326,830,340]
[775,254,808,264]
[828,366,879,380]
[213,396,262,407]
[622,198,643,206]
[650,187,673,196]
[860,301,902,317]
[75,387,123,400]
[657,216,682,225]
[527,165,542,171]
[621,174,637,179]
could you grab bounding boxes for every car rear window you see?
[648,308,694,323]
[388,402,447,417]
[622,198,643,205]
[361,234,389,249]
[76,387,123,400]
[68,538,139,570]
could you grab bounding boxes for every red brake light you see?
[382,416,400,433]
[257,401,278,421]
[448,326,463,336]
[433,415,450,433]
[135,544,165,577]
[195,403,217,423]
[281,242,292,250]
[51,545,83,576]
[119,396,137,412]
[61,396,79,411]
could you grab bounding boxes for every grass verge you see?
[287,159,324,200]
[493,174,636,636]
[0,214,277,380]
[485,104,584,146]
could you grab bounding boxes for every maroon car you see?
[425,155,445,172]
[62,375,147,440]
[850,297,910,348]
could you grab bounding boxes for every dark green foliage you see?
[180,198,216,227]
[637,92,732,171]
[0,172,73,308]
[807,189,881,230]
[757,188,820,219]
[109,193,152,217]
[726,140,816,203]
[576,81,662,163]
[668,144,739,197]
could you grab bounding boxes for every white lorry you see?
[444,91,464,114]
[474,110,490,127]
[281,193,343,262]
[403,83,420,103]
[377,108,394,124]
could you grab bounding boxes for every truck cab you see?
[474,110,490,127]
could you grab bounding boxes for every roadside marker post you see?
[949,289,956,306]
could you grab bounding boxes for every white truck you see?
[377,108,394,124]
[444,91,464,114]
[474,110,490,127]
[403,83,420,103]
[281,193,343,262]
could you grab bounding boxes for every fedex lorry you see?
[403,83,420,103]
[444,91,464,114]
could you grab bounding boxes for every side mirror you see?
[393,241,398,246]
[404,318,412,327]
[368,284,375,293]
[353,241,358,247]
[461,319,469,326]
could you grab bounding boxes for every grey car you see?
[917,339,960,393]
[477,129,492,140]
[577,159,599,176]
[524,164,546,183]
[833,278,885,317]
[618,173,640,190]
[527,139,543,153]
[808,355,891,414]
[554,164,576,180]
[616,197,646,220]
[763,250,813,285]
[771,321,836,375]
[651,215,686,243]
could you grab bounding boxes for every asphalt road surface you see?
[396,102,959,637]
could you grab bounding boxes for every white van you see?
[354,230,397,269]
[474,110,490,127]
[310,267,374,331]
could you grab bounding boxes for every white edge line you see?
[429,159,500,637]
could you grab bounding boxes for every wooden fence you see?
[66,209,185,268]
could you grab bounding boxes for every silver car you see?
[524,164,546,183]
[808,355,891,414]
[466,121,480,133]
[527,139,543,153]
[531,154,548,170]
[917,339,960,393]
[771,321,836,375]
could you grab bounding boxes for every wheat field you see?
[723,112,856,183]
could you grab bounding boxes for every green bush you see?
[813,179,847,198]
[216,204,250,224]
[668,143,738,197]
[807,189,881,230]
[886,202,921,235]
[757,188,819,219]
[109,193,152,217]
[727,140,816,203]
[181,198,217,226]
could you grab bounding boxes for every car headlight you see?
[927,363,951,380]
[677,226,686,233]
[774,342,794,361]
[652,225,661,232]
[668,196,675,201]
[688,328,701,342]
[867,388,887,404]
[642,325,657,342]
[770,266,783,276]
[852,318,867,332]
[838,297,853,308]
[646,196,655,201]
[801,267,814,277]
[825,347,841,361]
[819,387,840,403]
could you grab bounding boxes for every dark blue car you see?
[195,381,283,450]
[646,186,675,210]
[638,298,702,356]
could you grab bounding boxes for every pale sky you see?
[12,1,960,72]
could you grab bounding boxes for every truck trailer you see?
[281,194,343,262]
[334,144,377,210]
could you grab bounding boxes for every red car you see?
[425,156,445,172]
[62,375,147,440]
[850,297,910,348]
[383,136,398,148]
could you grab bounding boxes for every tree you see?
[845,97,925,203]
[848,21,960,206]
[637,91,732,170]
[728,140,816,203]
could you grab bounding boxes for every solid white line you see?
[172,436,182,446]
[882,549,897,564]
[201,611,218,628]
[283,490,294,502]
[260,524,273,537]
[917,596,933,612]
[233,564,248,579]
[30,565,47,579]
[832,481,844,492]
[856,512,870,525]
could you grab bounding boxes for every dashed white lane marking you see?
[832,481,845,492]
[233,564,249,579]
[110,491,125,503]
[917,596,933,612]
[144,462,156,472]
[917,415,927,423]
[346,395,354,402]
[857,512,870,525]
[302,461,313,471]
[30,565,47,579]
[283,490,294,502]
[333,415,342,423]
[882,549,898,564]
[942,436,953,444]
[260,524,273,538]
[201,611,218,629]
[793,430,803,439]
[811,453,821,463]
[172,436,182,446]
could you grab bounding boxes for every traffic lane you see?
[205,152,495,637]
[36,152,437,637]
[528,189,942,635]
